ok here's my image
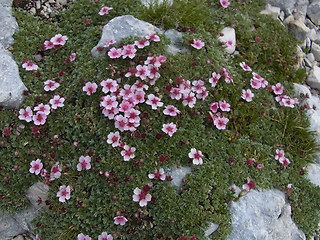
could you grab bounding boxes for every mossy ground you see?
[1,0,320,239]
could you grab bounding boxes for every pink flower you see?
[18,107,33,122]
[241,89,254,102]
[188,148,203,165]
[162,123,177,137]
[101,79,118,93]
[133,91,146,104]
[29,159,43,175]
[135,39,150,49]
[163,105,180,116]
[33,112,47,125]
[250,78,262,89]
[240,62,252,71]
[114,216,128,226]
[135,65,150,80]
[100,95,118,110]
[275,149,285,160]
[145,33,160,42]
[125,109,141,123]
[83,82,98,95]
[69,53,76,62]
[275,95,297,108]
[50,34,68,46]
[99,6,112,15]
[56,185,71,202]
[182,92,196,108]
[121,145,136,161]
[77,156,91,171]
[219,100,231,112]
[34,103,51,115]
[192,80,205,93]
[272,83,284,95]
[148,168,166,181]
[133,187,152,207]
[50,162,62,180]
[170,87,182,100]
[119,100,133,113]
[279,157,290,166]
[196,89,208,100]
[77,233,91,240]
[209,72,221,88]
[242,177,256,191]
[34,234,41,240]
[114,115,129,132]
[104,39,116,48]
[108,47,122,59]
[107,131,121,147]
[122,44,137,59]
[214,116,229,130]
[252,72,267,87]
[44,80,60,91]
[210,102,219,113]
[49,95,65,109]
[146,94,163,110]
[43,40,54,50]
[220,0,230,8]
[22,60,38,71]
[191,39,205,49]
[257,163,263,169]
[98,232,113,240]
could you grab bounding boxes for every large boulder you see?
[306,65,320,90]
[0,46,27,108]
[91,15,161,57]
[227,188,305,240]
[307,0,320,26]
[91,15,186,57]
[287,19,310,41]
[0,4,18,49]
[264,0,297,11]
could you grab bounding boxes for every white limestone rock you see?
[287,19,310,41]
[306,163,320,187]
[0,5,18,49]
[0,46,27,108]
[165,166,191,189]
[264,0,297,11]
[307,65,320,90]
[227,188,305,240]
[307,0,320,26]
[218,27,236,54]
[260,4,281,19]
[311,42,320,62]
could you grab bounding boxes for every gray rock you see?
[293,0,308,21]
[0,183,48,240]
[0,0,13,7]
[0,47,27,108]
[295,46,305,69]
[227,188,305,240]
[91,15,186,57]
[12,235,24,240]
[307,28,318,41]
[304,57,313,68]
[164,29,188,55]
[311,42,320,62]
[306,163,320,186]
[91,15,161,57]
[287,19,310,41]
[264,0,297,11]
[307,53,315,63]
[204,222,219,238]
[307,65,320,90]
[0,6,18,49]
[260,4,281,19]
[307,0,320,26]
[165,166,191,189]
[141,0,173,7]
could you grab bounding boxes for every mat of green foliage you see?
[1,0,320,239]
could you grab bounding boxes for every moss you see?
[0,0,319,239]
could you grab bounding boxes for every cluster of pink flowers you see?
[209,100,230,130]
[275,149,291,167]
[188,148,203,165]
[270,82,298,107]
[42,33,68,50]
[209,68,233,88]
[19,94,64,126]
[132,185,152,207]
[77,232,113,240]
[250,72,268,90]
[107,132,136,161]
